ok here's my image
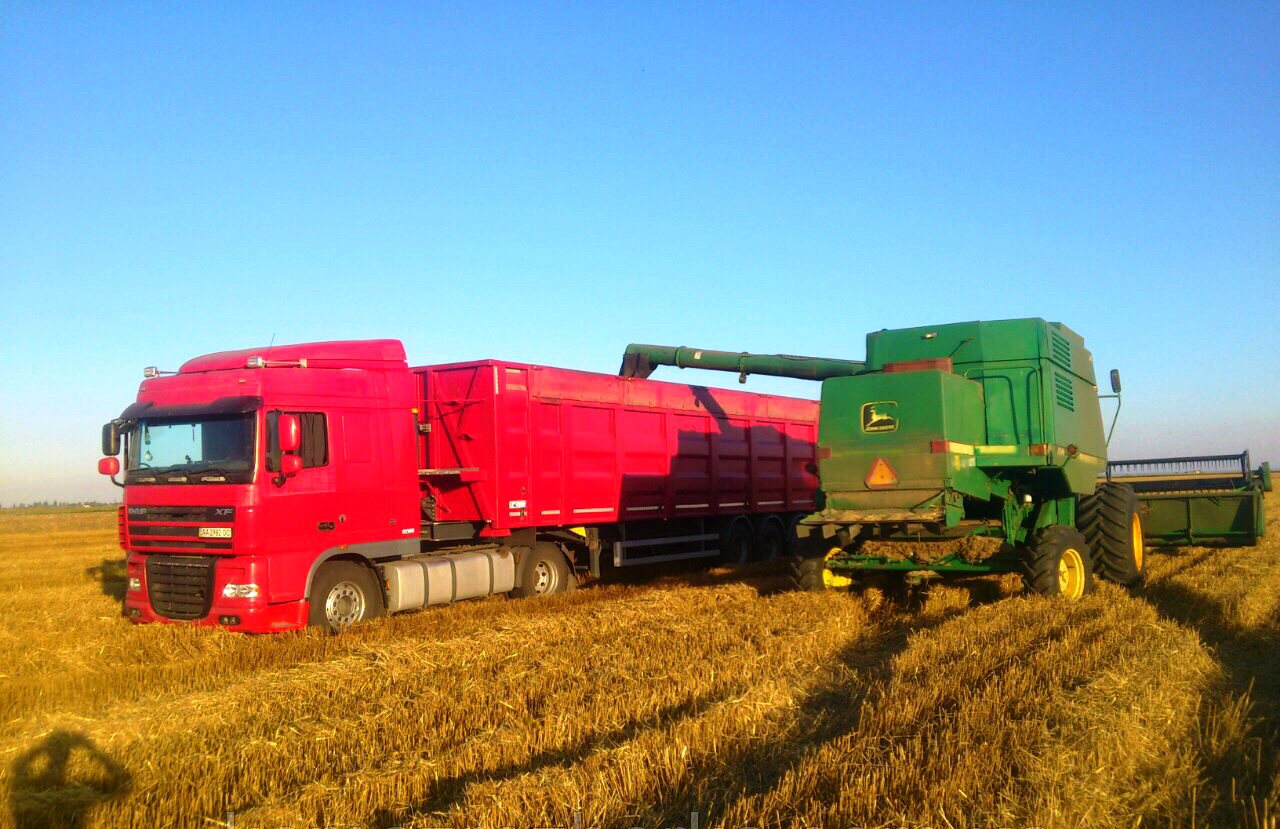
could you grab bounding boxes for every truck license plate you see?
[198,527,233,539]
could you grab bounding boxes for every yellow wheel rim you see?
[823,547,853,589]
[1131,513,1145,571]
[1058,547,1086,600]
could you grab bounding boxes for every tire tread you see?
[1078,483,1145,587]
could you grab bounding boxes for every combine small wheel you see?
[513,542,577,597]
[309,561,385,633]
[1078,482,1146,586]
[1022,526,1095,600]
[754,518,787,561]
[719,520,755,566]
[788,539,841,592]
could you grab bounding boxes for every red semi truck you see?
[98,339,819,632]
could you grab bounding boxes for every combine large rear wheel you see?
[1078,483,1146,587]
[1022,526,1095,600]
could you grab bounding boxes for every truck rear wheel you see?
[719,520,755,566]
[309,561,385,633]
[754,518,787,561]
[513,543,576,597]
[1022,526,1095,600]
[1078,482,1146,586]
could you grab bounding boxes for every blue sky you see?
[1,2,1277,504]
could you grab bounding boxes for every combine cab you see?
[1106,452,1271,546]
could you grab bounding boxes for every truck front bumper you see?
[124,552,309,633]
[123,594,308,633]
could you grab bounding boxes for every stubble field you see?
[0,495,1277,829]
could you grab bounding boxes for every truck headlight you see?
[221,583,260,599]
[128,577,142,592]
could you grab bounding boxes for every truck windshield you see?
[126,413,257,484]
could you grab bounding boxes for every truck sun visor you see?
[119,395,263,421]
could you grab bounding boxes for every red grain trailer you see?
[417,360,819,574]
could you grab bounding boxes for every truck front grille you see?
[125,505,235,552]
[146,555,216,621]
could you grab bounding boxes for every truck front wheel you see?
[309,561,385,632]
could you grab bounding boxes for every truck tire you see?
[1022,526,1094,600]
[783,514,803,557]
[513,543,576,597]
[309,560,385,633]
[1078,482,1146,586]
[754,518,787,561]
[719,520,755,566]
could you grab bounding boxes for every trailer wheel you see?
[308,561,384,633]
[1078,483,1146,586]
[1022,526,1095,600]
[783,514,803,557]
[513,542,576,597]
[754,518,787,561]
[719,520,756,566]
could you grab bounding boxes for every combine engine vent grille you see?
[146,555,216,621]
[1054,372,1075,411]
[1050,331,1072,370]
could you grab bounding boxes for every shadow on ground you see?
[85,559,128,601]
[9,730,131,829]
[1139,555,1280,823]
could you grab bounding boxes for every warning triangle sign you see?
[865,458,899,488]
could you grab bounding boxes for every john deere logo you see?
[861,401,899,433]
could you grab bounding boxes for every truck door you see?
[336,408,384,544]
[265,410,336,602]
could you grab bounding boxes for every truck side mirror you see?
[278,414,301,453]
[98,457,120,476]
[1109,369,1122,394]
[102,421,121,456]
[281,454,302,477]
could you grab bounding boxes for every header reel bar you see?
[1106,452,1259,494]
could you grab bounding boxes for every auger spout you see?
[619,344,865,383]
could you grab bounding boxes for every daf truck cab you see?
[100,340,421,632]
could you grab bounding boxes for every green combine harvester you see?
[621,318,1269,598]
